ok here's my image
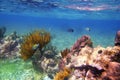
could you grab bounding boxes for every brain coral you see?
[20,30,51,60]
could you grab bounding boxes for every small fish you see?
[67,28,74,32]
[32,44,40,51]
[85,27,91,31]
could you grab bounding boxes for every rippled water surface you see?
[0,0,120,19]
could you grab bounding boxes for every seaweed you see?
[54,68,71,80]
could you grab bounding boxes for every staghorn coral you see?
[54,67,71,80]
[20,30,51,60]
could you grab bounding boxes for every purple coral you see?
[71,35,92,51]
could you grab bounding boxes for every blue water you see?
[0,12,120,50]
[0,0,120,80]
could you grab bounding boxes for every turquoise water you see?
[0,0,120,80]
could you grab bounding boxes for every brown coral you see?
[20,30,51,60]
[61,48,70,58]
[54,68,71,80]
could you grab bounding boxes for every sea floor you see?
[0,59,46,80]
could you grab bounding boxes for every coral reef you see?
[1,29,120,80]
[32,44,60,79]
[0,31,21,59]
[20,30,51,60]
[55,31,120,80]
[0,29,59,79]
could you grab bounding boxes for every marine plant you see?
[20,30,51,60]
[54,67,71,80]
[61,48,70,58]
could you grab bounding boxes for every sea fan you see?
[20,30,51,60]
